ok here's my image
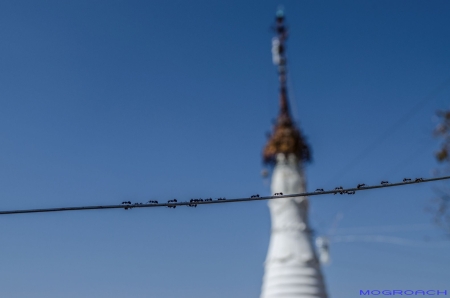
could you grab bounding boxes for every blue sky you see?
[1,0,449,297]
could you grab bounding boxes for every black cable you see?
[0,175,449,216]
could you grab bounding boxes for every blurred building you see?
[260,9,328,298]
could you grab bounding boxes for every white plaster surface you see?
[260,154,328,298]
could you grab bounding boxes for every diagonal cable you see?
[326,77,450,184]
[0,175,449,216]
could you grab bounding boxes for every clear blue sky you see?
[1,1,449,297]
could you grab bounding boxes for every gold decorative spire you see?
[263,8,311,165]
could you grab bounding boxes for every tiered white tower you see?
[260,9,328,298]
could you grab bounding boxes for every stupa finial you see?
[263,9,311,165]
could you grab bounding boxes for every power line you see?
[318,140,437,234]
[1,175,450,216]
[326,77,450,185]
[382,139,436,177]
[314,78,450,234]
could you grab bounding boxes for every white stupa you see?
[260,9,328,298]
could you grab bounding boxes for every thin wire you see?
[329,235,450,247]
[1,175,449,216]
[317,138,438,235]
[325,77,450,185]
[330,260,436,278]
[382,139,436,177]
[313,79,450,235]
[335,242,448,275]
[329,223,438,235]
[319,102,450,230]
[319,141,436,233]
[351,240,450,265]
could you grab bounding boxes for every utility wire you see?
[326,77,450,185]
[350,240,450,266]
[317,138,438,236]
[329,223,438,234]
[318,140,436,234]
[329,235,450,247]
[1,175,449,216]
[382,139,436,177]
[314,77,450,235]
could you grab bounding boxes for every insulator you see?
[271,38,280,53]
[272,55,281,65]
[271,37,283,65]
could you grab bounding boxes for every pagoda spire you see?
[263,8,311,165]
[260,9,328,298]
[274,8,290,118]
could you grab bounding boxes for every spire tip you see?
[276,6,284,18]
